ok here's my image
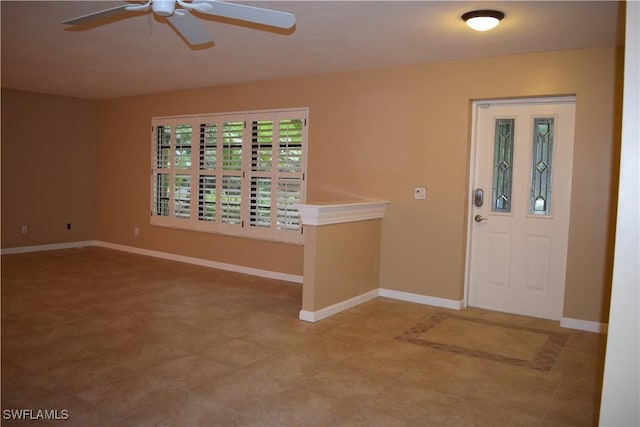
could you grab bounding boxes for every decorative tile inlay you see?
[395,312,568,371]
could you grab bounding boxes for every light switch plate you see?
[414,186,427,200]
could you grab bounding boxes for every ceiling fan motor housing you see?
[152,0,176,17]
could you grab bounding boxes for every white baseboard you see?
[561,317,608,334]
[298,310,315,323]
[299,289,379,323]
[379,288,464,310]
[0,241,95,255]
[93,241,303,284]
[299,288,464,323]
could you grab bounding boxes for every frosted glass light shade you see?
[462,10,505,32]
[466,16,499,31]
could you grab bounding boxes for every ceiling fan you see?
[62,0,296,46]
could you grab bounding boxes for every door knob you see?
[474,215,488,223]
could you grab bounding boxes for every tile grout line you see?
[539,373,564,425]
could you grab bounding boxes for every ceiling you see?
[1,1,622,100]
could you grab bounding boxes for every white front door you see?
[467,99,576,320]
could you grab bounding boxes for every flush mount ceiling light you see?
[462,10,505,32]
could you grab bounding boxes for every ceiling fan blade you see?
[62,5,132,26]
[189,0,296,29]
[166,10,213,45]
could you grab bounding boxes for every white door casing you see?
[466,98,576,320]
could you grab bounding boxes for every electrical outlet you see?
[21,225,28,234]
[134,227,139,236]
[67,223,72,230]
[414,186,427,200]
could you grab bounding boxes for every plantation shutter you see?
[247,114,276,239]
[197,122,217,223]
[277,116,305,235]
[151,109,307,243]
[151,122,173,227]
[218,119,244,233]
[246,111,306,242]
[173,124,193,221]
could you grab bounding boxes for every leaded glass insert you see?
[530,118,554,215]
[492,119,515,213]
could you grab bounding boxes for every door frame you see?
[463,95,577,310]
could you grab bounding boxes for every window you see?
[529,117,554,215]
[491,118,515,213]
[151,109,307,244]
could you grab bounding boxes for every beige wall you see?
[1,89,96,248]
[95,47,619,322]
[2,47,620,324]
[302,220,382,312]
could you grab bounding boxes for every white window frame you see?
[150,108,308,244]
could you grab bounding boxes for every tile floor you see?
[1,247,606,426]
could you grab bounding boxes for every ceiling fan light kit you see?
[146,1,176,17]
[62,0,296,47]
[462,10,505,32]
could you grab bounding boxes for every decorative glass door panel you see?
[530,118,554,215]
[492,118,515,213]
